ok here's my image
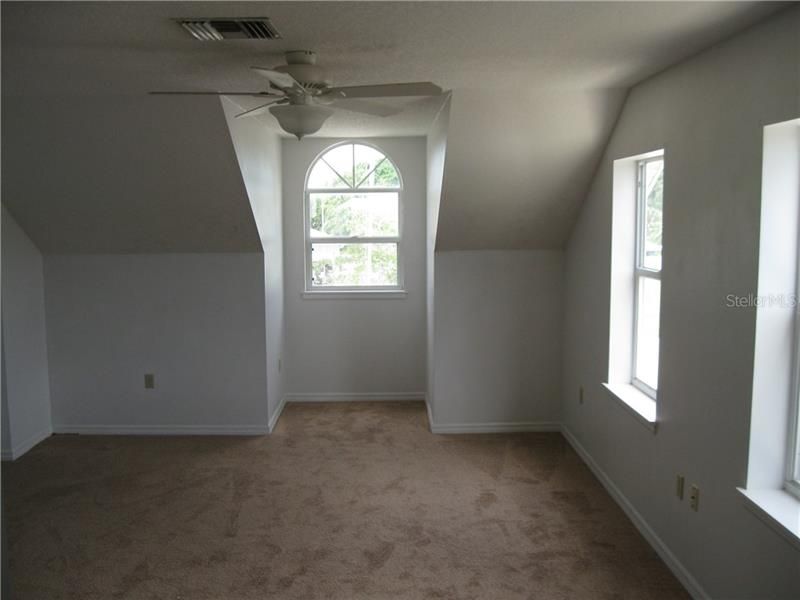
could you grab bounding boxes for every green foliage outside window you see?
[646,167,663,248]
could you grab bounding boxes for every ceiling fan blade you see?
[328,82,442,99]
[149,91,281,97]
[250,67,304,93]
[235,98,286,119]
[329,98,400,117]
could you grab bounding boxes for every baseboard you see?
[430,421,561,434]
[285,392,426,403]
[52,424,268,436]
[560,426,708,600]
[268,395,288,433]
[1,426,53,461]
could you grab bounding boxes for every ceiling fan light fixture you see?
[269,104,333,140]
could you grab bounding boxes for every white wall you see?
[562,8,800,599]
[1,207,52,458]
[282,137,427,398]
[426,99,451,415]
[44,254,269,433]
[221,98,285,427]
[432,250,563,429]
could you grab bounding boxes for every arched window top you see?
[307,142,401,190]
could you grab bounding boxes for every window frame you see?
[631,155,663,399]
[303,141,405,293]
[787,245,800,500]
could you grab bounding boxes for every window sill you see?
[302,290,407,300]
[737,488,800,552]
[602,383,657,432]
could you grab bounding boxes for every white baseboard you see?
[285,392,426,403]
[268,395,288,433]
[52,424,268,436]
[1,426,53,461]
[560,426,708,600]
[430,421,561,434]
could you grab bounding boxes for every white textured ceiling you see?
[1,1,788,250]
[2,2,785,135]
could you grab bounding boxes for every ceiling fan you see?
[151,50,443,139]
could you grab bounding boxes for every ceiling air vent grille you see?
[178,18,281,41]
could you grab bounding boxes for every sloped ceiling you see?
[1,1,786,252]
[438,88,627,249]
[1,94,261,253]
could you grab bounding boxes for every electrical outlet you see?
[278,358,282,373]
[579,386,584,404]
[676,475,685,500]
[689,484,700,511]
[144,374,155,389]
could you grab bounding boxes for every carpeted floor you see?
[3,402,688,599]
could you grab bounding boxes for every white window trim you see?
[787,208,800,501]
[606,149,663,430]
[303,141,405,294]
[737,488,800,552]
[602,383,657,431]
[743,118,800,547]
[631,155,663,400]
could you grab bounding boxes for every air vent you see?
[178,18,281,41]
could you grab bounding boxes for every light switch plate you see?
[144,374,155,389]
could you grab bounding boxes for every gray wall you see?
[432,250,563,429]
[45,254,269,433]
[562,8,800,599]
[282,137,427,398]
[1,207,52,458]
[221,98,285,426]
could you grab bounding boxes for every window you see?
[304,142,403,291]
[741,119,800,547]
[606,149,664,427]
[632,156,664,398]
[787,122,800,500]
[790,257,800,499]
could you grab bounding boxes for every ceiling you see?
[1,1,788,251]
[2,2,784,136]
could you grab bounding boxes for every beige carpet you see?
[3,402,688,599]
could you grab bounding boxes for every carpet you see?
[3,401,688,599]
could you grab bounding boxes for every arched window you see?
[305,142,403,291]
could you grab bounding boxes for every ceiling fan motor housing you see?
[275,50,332,90]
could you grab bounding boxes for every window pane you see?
[321,144,355,187]
[311,243,398,287]
[309,193,399,238]
[635,276,661,390]
[365,158,401,188]
[353,145,386,186]
[353,145,400,188]
[308,159,349,189]
[642,159,664,271]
